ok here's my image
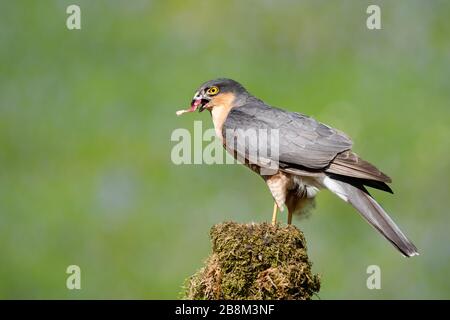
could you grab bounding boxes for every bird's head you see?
[176,78,248,116]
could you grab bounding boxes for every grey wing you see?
[222,100,353,170]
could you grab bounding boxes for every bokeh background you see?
[1,0,449,299]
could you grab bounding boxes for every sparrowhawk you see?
[177,78,418,257]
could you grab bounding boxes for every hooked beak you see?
[175,91,210,116]
[193,93,210,113]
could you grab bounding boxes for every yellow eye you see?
[207,86,219,95]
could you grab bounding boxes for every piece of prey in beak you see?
[176,92,209,116]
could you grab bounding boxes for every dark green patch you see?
[184,222,320,300]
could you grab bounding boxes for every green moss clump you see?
[184,222,320,300]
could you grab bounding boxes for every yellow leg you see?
[287,211,293,225]
[271,202,278,225]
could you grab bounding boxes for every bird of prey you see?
[176,78,418,257]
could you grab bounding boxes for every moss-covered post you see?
[184,222,320,300]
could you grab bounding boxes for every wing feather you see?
[327,150,392,183]
[222,100,353,170]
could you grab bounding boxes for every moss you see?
[184,222,320,300]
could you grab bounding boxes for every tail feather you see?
[323,176,418,257]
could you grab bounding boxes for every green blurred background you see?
[1,0,449,299]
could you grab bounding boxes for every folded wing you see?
[223,100,353,169]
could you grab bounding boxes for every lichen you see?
[184,221,320,300]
